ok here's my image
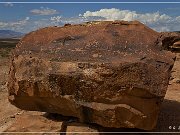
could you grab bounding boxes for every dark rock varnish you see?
[8,21,177,130]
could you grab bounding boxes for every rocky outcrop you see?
[8,21,176,130]
[158,32,180,51]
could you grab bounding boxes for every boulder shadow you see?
[155,99,180,132]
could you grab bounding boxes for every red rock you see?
[8,21,176,130]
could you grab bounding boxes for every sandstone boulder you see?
[157,32,180,51]
[8,21,176,130]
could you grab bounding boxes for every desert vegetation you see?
[0,38,19,57]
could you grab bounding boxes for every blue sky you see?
[0,1,180,33]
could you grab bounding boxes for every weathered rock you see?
[157,32,180,51]
[8,21,176,130]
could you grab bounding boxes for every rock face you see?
[8,21,176,130]
[158,32,180,51]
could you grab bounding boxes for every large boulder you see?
[8,21,176,130]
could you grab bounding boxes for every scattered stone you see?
[10,115,15,118]
[176,79,180,84]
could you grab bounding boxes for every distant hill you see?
[0,30,24,39]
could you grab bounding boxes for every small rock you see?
[176,80,180,83]
[10,115,15,118]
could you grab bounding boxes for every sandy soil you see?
[0,53,179,134]
[0,57,20,132]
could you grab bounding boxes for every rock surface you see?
[8,21,176,130]
[158,32,180,51]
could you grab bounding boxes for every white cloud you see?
[50,16,62,24]
[81,8,180,32]
[0,17,30,32]
[1,8,180,33]
[58,17,87,24]
[4,3,13,7]
[82,8,171,24]
[0,22,8,28]
[30,7,58,15]
[9,17,30,27]
[175,16,180,21]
